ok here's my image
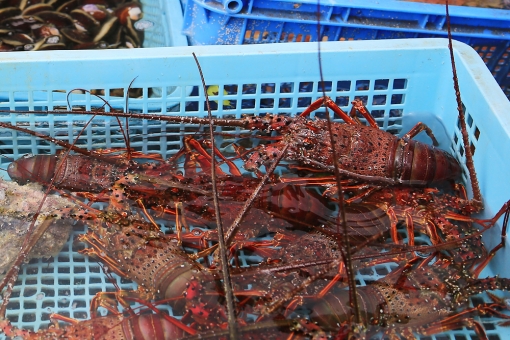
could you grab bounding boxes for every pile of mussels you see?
[0,0,144,51]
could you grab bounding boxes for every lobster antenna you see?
[192,53,238,339]
[122,76,139,161]
[65,87,134,161]
[315,0,362,328]
[445,0,483,211]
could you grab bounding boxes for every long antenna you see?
[192,53,238,339]
[445,0,483,211]
[315,0,362,330]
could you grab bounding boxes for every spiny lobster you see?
[299,255,510,339]
[8,96,464,188]
[240,199,510,339]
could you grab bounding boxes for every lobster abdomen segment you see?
[396,139,462,184]
[8,154,122,192]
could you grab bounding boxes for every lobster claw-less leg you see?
[299,96,357,125]
[413,297,510,340]
[182,136,242,177]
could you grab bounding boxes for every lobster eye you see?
[303,142,314,150]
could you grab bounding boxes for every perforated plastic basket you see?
[182,0,510,98]
[0,39,510,339]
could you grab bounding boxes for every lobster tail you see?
[396,139,462,184]
[9,154,122,192]
[8,154,57,185]
[308,287,381,331]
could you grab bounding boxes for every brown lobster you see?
[297,256,510,339]
[7,96,463,188]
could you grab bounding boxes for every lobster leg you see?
[187,137,243,177]
[417,301,510,340]
[349,98,379,128]
[400,122,439,146]
[300,96,357,124]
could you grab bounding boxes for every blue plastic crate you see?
[0,39,509,338]
[182,0,510,98]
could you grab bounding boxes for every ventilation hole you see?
[335,96,349,107]
[373,95,386,105]
[374,79,389,90]
[356,80,370,91]
[23,288,38,297]
[278,98,292,108]
[375,267,389,275]
[336,80,351,91]
[242,99,255,109]
[298,97,311,108]
[299,81,313,92]
[393,79,407,89]
[467,114,473,127]
[474,127,480,140]
[391,94,404,104]
[24,302,37,312]
[318,81,332,92]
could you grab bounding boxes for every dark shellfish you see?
[0,0,144,51]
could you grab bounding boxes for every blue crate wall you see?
[0,40,509,338]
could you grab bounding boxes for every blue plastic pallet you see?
[0,39,509,338]
[182,0,510,98]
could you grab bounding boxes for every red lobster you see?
[249,200,510,339]
[10,97,463,188]
[299,256,510,339]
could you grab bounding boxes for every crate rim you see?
[0,37,502,62]
[2,38,509,157]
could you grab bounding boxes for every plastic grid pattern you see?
[0,40,509,338]
[182,0,510,98]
